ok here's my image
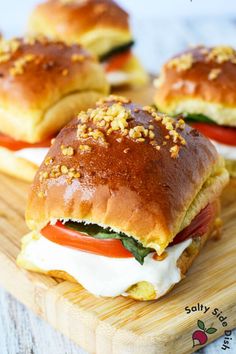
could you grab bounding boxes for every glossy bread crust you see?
[0,37,109,142]
[154,46,236,125]
[28,0,132,57]
[25,96,228,254]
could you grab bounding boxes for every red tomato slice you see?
[105,50,131,73]
[0,133,52,151]
[191,123,236,146]
[41,221,134,258]
[41,202,216,258]
[170,203,215,246]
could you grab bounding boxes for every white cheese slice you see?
[15,147,49,166]
[211,140,236,161]
[106,70,131,86]
[21,234,192,298]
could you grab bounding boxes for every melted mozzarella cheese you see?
[21,235,192,298]
[15,147,49,166]
[211,140,236,160]
[106,70,130,86]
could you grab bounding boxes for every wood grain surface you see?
[1,288,235,354]
[0,161,235,354]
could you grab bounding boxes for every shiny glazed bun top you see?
[0,36,109,142]
[26,95,226,254]
[154,45,236,125]
[0,36,100,105]
[28,0,132,57]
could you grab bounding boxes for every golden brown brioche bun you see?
[28,0,132,57]
[154,45,236,126]
[26,95,228,254]
[17,200,219,301]
[0,37,109,143]
[224,159,236,178]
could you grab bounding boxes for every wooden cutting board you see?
[0,83,236,354]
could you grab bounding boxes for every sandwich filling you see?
[0,133,50,166]
[100,41,134,62]
[99,42,148,86]
[182,114,236,161]
[103,50,133,86]
[15,148,49,166]
[18,233,192,298]
[102,42,134,86]
[41,202,215,265]
[17,202,216,298]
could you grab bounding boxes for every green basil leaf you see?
[65,222,118,238]
[183,113,215,124]
[100,40,135,61]
[65,221,153,265]
[120,237,152,265]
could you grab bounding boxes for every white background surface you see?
[0,1,235,353]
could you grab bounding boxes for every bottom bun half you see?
[225,159,236,178]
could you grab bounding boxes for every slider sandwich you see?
[17,95,228,300]
[0,37,109,181]
[28,0,148,87]
[154,45,236,177]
